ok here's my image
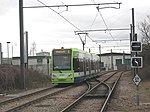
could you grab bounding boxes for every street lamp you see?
[6,42,10,93]
[7,42,10,64]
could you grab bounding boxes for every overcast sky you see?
[0,0,150,57]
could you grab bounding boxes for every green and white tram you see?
[51,48,100,84]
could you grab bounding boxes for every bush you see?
[0,65,19,92]
[0,65,50,93]
[139,44,150,80]
[26,68,50,88]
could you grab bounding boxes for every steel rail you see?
[60,71,117,112]
[100,71,124,112]
[4,85,74,112]
[1,72,101,111]
[0,86,55,105]
[60,80,93,112]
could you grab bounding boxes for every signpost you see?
[131,8,143,106]
[133,74,141,106]
[131,41,143,106]
[133,74,141,86]
[131,41,142,52]
[131,57,143,68]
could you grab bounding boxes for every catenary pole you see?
[19,0,25,89]
[132,8,140,106]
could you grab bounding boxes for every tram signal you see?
[131,57,143,68]
[131,41,142,52]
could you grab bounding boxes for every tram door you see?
[83,58,86,77]
[89,59,91,75]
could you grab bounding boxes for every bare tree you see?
[138,15,150,44]
[138,15,150,79]
[30,41,36,56]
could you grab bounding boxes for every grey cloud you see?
[0,1,17,15]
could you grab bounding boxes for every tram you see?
[51,48,100,84]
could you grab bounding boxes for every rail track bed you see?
[61,71,123,112]
[20,83,88,112]
[1,71,149,112]
[0,85,80,112]
[0,71,128,112]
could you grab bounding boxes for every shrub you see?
[0,65,50,93]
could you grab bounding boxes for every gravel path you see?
[21,84,87,112]
[107,71,150,112]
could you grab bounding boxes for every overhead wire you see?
[91,0,119,53]
[89,12,99,29]
[96,8,115,40]
[36,0,81,31]
[85,11,99,49]
[84,1,100,49]
[36,0,99,46]
[93,0,121,49]
[58,0,65,5]
[92,0,115,40]
[36,0,121,53]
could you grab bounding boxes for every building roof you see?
[12,55,50,60]
[98,52,131,56]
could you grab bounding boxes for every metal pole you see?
[24,31,28,67]
[12,45,13,58]
[19,0,25,89]
[123,51,125,64]
[132,8,135,41]
[0,43,2,64]
[111,49,113,70]
[99,45,101,69]
[132,8,140,106]
[83,43,85,51]
[76,33,87,51]
[137,85,140,106]
[7,42,10,64]
[89,48,91,53]
[130,24,132,55]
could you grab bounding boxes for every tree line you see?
[138,15,150,79]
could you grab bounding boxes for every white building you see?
[12,52,50,75]
[11,51,130,75]
[99,52,131,71]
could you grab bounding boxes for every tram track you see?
[100,71,123,112]
[20,82,89,112]
[0,86,55,105]
[0,85,74,112]
[7,73,101,112]
[60,71,124,112]
[0,71,124,112]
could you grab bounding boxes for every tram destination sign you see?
[53,49,71,55]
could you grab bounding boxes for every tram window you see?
[73,58,79,72]
[88,60,91,70]
[91,61,93,70]
[86,60,88,70]
[79,60,83,72]
[53,55,71,70]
